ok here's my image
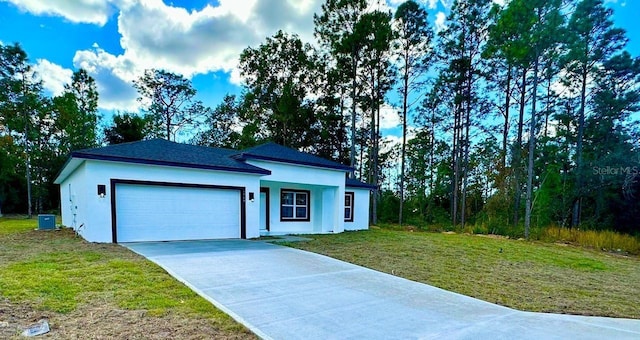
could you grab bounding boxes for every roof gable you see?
[234,142,353,172]
[69,139,271,175]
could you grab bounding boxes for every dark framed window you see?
[345,192,354,222]
[280,189,310,221]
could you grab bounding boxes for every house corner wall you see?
[59,162,90,239]
[345,187,370,231]
[333,185,345,233]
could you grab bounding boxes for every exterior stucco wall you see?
[260,182,342,235]
[248,160,347,235]
[344,187,371,231]
[59,162,88,236]
[61,160,262,243]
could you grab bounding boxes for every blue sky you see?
[0,0,638,140]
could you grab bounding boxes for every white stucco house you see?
[53,139,375,243]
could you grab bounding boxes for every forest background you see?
[1,0,639,239]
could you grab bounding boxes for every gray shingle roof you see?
[234,142,354,171]
[71,139,271,175]
[346,177,377,189]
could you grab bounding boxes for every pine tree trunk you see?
[461,102,470,228]
[572,68,588,227]
[451,105,460,228]
[525,55,540,239]
[502,65,512,169]
[370,69,377,225]
[514,68,527,227]
[25,141,32,218]
[428,114,435,223]
[373,87,380,226]
[22,75,33,219]
[166,112,172,141]
[350,52,358,178]
[544,77,552,138]
[461,51,473,228]
[399,57,409,226]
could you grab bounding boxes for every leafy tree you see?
[357,10,395,224]
[239,31,318,149]
[104,112,151,145]
[30,97,59,212]
[133,69,206,141]
[310,60,350,163]
[483,2,516,172]
[192,94,242,149]
[238,30,349,159]
[520,0,564,238]
[393,0,433,224]
[0,135,25,215]
[563,0,627,227]
[0,43,42,217]
[580,51,640,231]
[436,0,492,228]
[314,0,368,170]
[485,0,537,228]
[53,69,100,154]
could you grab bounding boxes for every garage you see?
[112,180,245,243]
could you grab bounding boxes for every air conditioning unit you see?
[38,214,56,230]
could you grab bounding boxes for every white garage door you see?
[115,183,241,242]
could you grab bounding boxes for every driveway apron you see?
[124,240,640,340]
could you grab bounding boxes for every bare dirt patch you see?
[0,298,250,339]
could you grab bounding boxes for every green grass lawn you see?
[0,216,255,339]
[286,227,640,319]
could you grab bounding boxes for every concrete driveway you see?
[124,240,640,340]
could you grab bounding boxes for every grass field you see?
[286,227,640,319]
[0,216,255,339]
[2,215,638,338]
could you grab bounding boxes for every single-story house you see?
[53,139,375,243]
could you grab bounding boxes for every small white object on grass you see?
[21,319,50,337]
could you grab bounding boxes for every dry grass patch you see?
[287,228,640,319]
[0,216,255,339]
[541,226,640,255]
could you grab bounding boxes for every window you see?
[345,192,354,222]
[281,189,310,221]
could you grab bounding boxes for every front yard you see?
[2,216,638,338]
[286,227,640,319]
[0,216,255,339]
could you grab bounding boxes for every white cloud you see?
[435,11,447,32]
[2,0,113,25]
[63,0,323,110]
[380,127,417,153]
[73,45,140,111]
[379,104,401,130]
[113,0,323,78]
[439,0,454,8]
[32,59,73,96]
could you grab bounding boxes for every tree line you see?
[1,0,639,238]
